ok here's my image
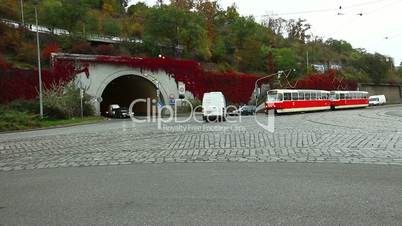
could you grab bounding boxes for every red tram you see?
[265,89,369,114]
[329,91,369,110]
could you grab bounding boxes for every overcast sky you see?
[128,0,402,65]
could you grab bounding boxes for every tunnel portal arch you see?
[97,72,166,116]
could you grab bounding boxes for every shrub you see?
[42,43,61,60]
[95,44,115,55]
[7,99,39,114]
[16,42,37,65]
[43,83,95,119]
[71,41,92,54]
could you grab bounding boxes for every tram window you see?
[278,93,283,101]
[299,92,305,100]
[292,93,299,100]
[340,94,345,99]
[311,93,317,100]
[322,93,328,100]
[284,93,292,101]
[305,93,311,100]
[336,94,340,99]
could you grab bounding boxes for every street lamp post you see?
[20,0,24,25]
[34,3,44,119]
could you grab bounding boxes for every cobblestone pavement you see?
[1,105,402,171]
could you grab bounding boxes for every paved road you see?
[1,106,402,225]
[1,105,402,171]
[1,163,401,226]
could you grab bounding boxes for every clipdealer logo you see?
[128,98,275,132]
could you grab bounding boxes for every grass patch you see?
[0,109,105,132]
[40,116,105,128]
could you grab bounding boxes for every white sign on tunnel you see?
[178,82,185,99]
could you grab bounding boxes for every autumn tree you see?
[170,0,194,11]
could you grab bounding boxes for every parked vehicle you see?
[202,92,227,122]
[106,105,133,118]
[231,105,256,116]
[106,104,121,118]
[369,95,386,106]
[115,107,131,118]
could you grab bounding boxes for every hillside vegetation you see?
[1,0,402,83]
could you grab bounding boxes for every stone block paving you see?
[1,106,402,171]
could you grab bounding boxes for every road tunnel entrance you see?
[101,75,161,116]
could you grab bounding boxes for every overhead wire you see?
[260,0,393,17]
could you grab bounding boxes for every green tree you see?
[237,39,266,72]
[57,0,88,31]
[350,53,393,83]
[40,0,63,30]
[286,19,311,42]
[83,11,100,33]
[144,5,210,59]
[325,39,353,55]
[272,48,297,71]
[127,2,149,17]
[103,18,122,36]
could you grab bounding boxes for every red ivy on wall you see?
[55,55,260,104]
[289,70,358,91]
[42,43,61,60]
[0,60,75,104]
[1,55,360,105]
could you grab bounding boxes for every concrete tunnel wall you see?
[74,64,189,115]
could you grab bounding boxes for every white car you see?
[369,95,386,106]
[202,92,227,122]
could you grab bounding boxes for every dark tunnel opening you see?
[101,75,161,116]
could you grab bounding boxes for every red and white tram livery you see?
[266,89,369,113]
[329,91,369,110]
[266,89,331,113]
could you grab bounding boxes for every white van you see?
[202,92,227,122]
[369,95,386,106]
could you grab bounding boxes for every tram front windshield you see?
[267,91,283,102]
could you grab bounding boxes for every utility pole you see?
[35,4,44,119]
[306,50,309,70]
[20,0,24,25]
[80,89,84,119]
